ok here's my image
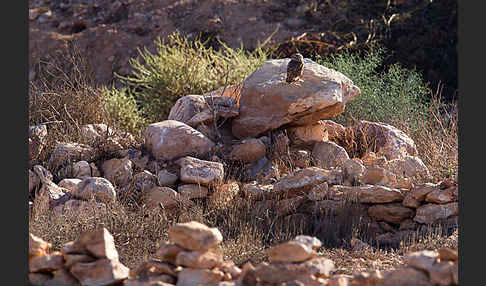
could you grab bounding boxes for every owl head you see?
[290,53,304,62]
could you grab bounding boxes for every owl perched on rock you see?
[286,53,304,84]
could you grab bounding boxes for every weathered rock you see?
[220,260,242,280]
[29,273,52,286]
[77,227,119,260]
[424,186,458,204]
[232,58,360,139]
[175,249,224,269]
[75,177,116,203]
[290,150,311,168]
[208,181,240,209]
[311,141,349,170]
[404,250,439,271]
[33,167,69,214]
[327,275,351,286]
[168,95,207,124]
[352,270,384,286]
[70,258,129,286]
[255,257,335,283]
[29,251,64,272]
[306,182,329,201]
[229,138,266,163]
[64,253,97,268]
[360,152,387,168]
[157,170,178,187]
[44,268,80,286]
[321,120,347,143]
[368,203,415,224]
[287,121,329,147]
[413,202,458,224]
[402,183,438,208]
[242,182,275,200]
[29,124,48,161]
[178,184,209,200]
[438,248,458,262]
[383,156,430,179]
[375,267,432,286]
[293,235,322,250]
[72,160,92,178]
[101,157,133,186]
[142,186,192,210]
[245,156,280,183]
[49,142,96,168]
[176,268,225,286]
[353,121,418,160]
[90,162,102,177]
[169,221,223,251]
[342,159,366,185]
[29,169,41,194]
[124,278,176,286]
[29,233,52,257]
[133,171,158,191]
[57,177,82,193]
[129,259,178,279]
[155,241,185,265]
[267,240,317,263]
[399,219,418,231]
[272,167,339,199]
[360,166,410,189]
[145,120,215,161]
[356,185,404,204]
[428,261,456,286]
[176,156,224,187]
[80,123,136,153]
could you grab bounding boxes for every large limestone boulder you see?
[70,258,129,286]
[266,240,318,263]
[142,186,192,210]
[368,203,415,224]
[145,120,215,161]
[272,167,338,199]
[352,121,418,160]
[169,221,223,251]
[229,138,266,163]
[254,257,335,284]
[287,121,329,147]
[383,155,430,179]
[232,58,360,139]
[312,141,350,169]
[176,156,224,187]
[101,157,133,186]
[74,177,116,203]
[413,202,458,224]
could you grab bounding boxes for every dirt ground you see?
[29,0,457,100]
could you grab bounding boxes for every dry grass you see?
[28,40,458,274]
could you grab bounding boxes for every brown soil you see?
[29,0,457,100]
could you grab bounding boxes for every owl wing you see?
[286,60,304,83]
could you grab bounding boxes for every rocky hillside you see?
[29,57,458,285]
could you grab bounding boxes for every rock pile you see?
[29,222,458,286]
[28,58,458,246]
[29,228,129,286]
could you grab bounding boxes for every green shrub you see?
[101,86,147,138]
[317,47,430,131]
[117,32,268,123]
